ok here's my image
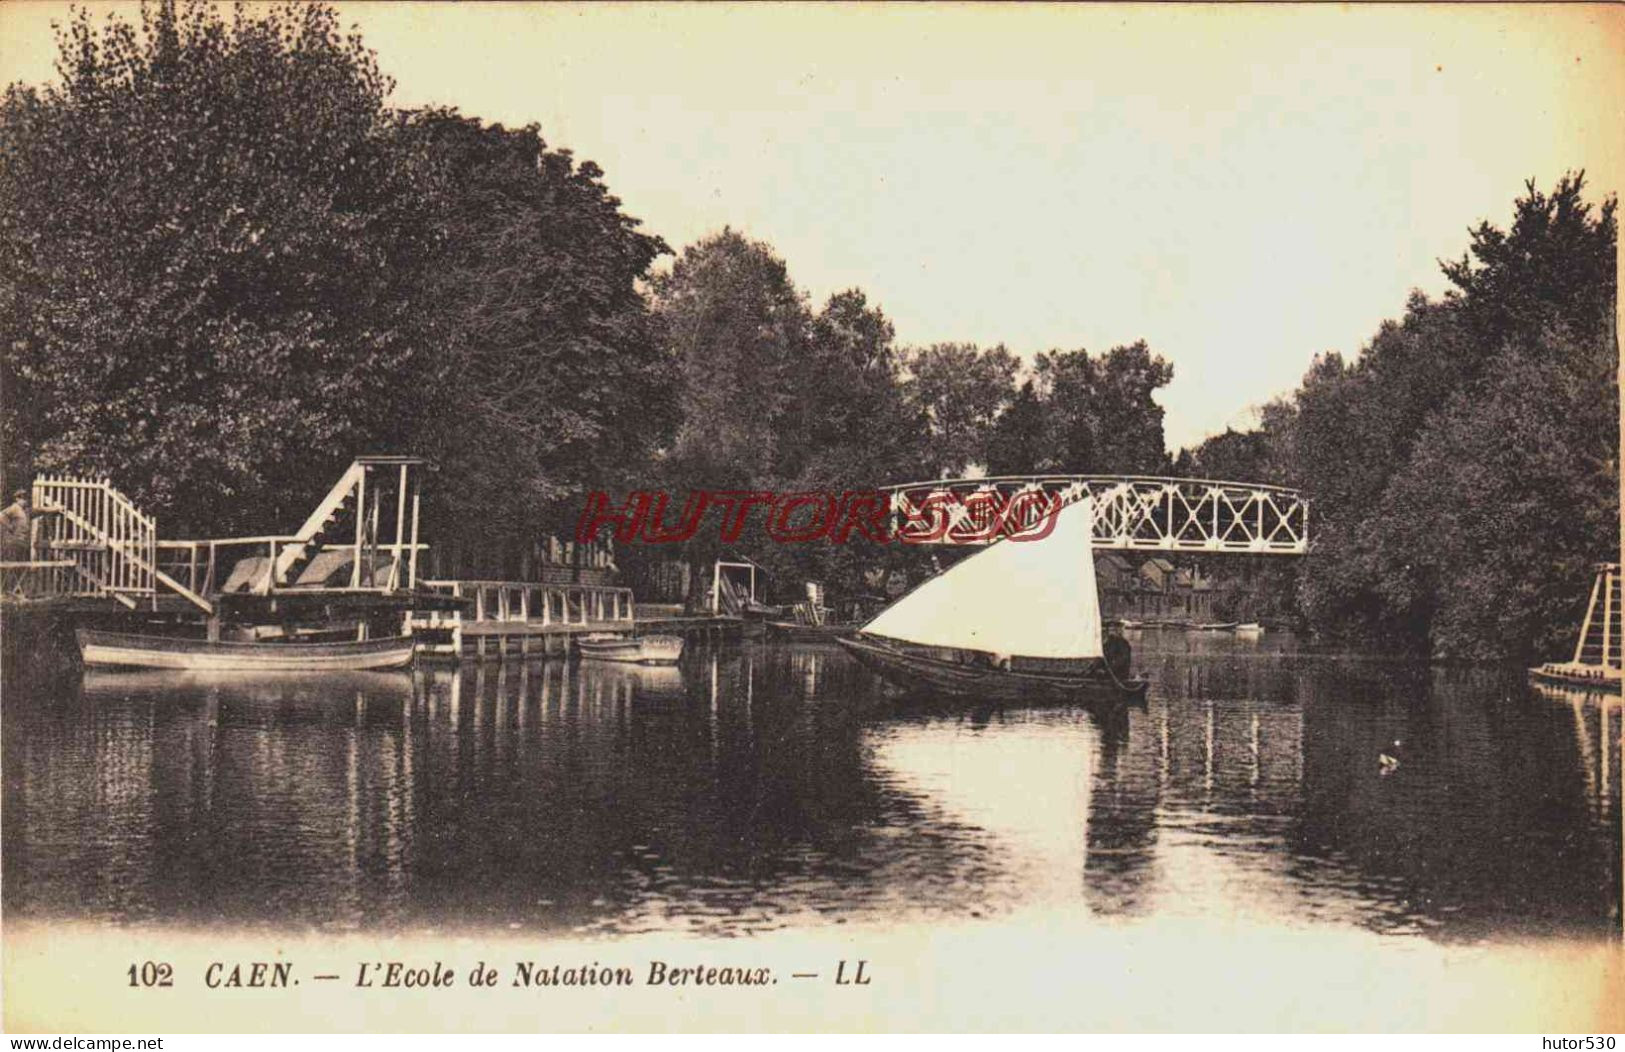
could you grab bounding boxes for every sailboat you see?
[837,496,1148,703]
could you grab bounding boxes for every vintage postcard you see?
[1,1,1621,1035]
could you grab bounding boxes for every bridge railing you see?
[883,475,1309,553]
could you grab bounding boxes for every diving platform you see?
[1530,563,1621,694]
[5,460,453,638]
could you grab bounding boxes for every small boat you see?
[1234,622,1265,635]
[837,496,1147,705]
[766,620,858,642]
[1530,663,1621,692]
[1194,621,1240,631]
[575,632,684,665]
[76,629,415,672]
[738,601,782,640]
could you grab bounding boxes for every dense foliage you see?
[1,2,671,540]
[1206,175,1618,661]
[2,2,418,530]
[397,109,674,556]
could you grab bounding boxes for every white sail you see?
[862,496,1103,659]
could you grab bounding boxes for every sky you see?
[2,2,1622,450]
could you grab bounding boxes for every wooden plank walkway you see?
[409,579,740,660]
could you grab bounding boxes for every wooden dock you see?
[408,580,739,659]
[4,462,744,664]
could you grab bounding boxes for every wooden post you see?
[408,478,422,590]
[366,486,382,588]
[1575,570,1603,664]
[352,467,366,589]
[1603,567,1615,673]
[108,488,117,590]
[452,582,464,658]
[394,464,408,590]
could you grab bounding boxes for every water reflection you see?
[2,635,1619,941]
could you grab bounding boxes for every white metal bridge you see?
[882,475,1309,553]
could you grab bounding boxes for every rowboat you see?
[836,496,1147,705]
[76,629,416,672]
[576,632,684,665]
[1194,621,1240,631]
[766,620,858,643]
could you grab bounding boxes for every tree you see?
[901,343,1019,476]
[1179,427,1274,483]
[770,289,929,602]
[1277,175,1618,656]
[1036,340,1173,474]
[395,110,674,557]
[1,1,425,532]
[1442,171,1617,355]
[986,379,1051,476]
[781,288,917,484]
[1370,323,1617,661]
[651,229,807,492]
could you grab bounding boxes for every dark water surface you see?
[3,632,1619,941]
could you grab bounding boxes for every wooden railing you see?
[156,537,430,597]
[31,475,159,608]
[410,580,634,658]
[417,580,634,625]
[27,475,219,612]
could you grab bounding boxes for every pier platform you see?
[409,580,740,659]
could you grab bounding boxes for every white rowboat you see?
[76,629,416,672]
[576,633,684,665]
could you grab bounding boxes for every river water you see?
[3,631,1619,943]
